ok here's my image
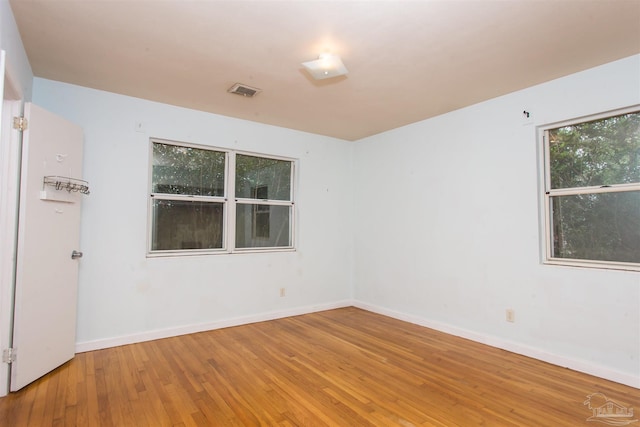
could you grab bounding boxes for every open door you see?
[0,50,24,397]
[10,103,84,391]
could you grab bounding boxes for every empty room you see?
[0,0,639,425]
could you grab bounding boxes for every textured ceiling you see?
[9,0,640,141]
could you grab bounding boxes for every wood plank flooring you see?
[0,307,637,426]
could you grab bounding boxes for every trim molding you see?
[75,300,353,353]
[352,301,639,389]
[76,299,638,389]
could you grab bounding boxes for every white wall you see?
[0,0,32,100]
[32,79,355,350]
[353,55,640,387]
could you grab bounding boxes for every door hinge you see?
[13,116,28,131]
[2,348,16,364]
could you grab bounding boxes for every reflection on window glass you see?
[236,154,291,200]
[152,199,224,250]
[236,204,291,248]
[551,191,640,263]
[152,142,226,196]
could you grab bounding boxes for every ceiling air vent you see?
[228,83,261,98]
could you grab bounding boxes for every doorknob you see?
[71,250,83,260]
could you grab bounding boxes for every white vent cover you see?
[228,83,261,97]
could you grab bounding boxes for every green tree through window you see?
[149,140,295,254]
[545,110,640,267]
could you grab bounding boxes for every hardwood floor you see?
[0,307,637,426]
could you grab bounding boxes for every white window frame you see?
[539,106,640,272]
[230,150,296,253]
[148,138,296,257]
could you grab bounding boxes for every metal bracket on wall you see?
[43,176,90,195]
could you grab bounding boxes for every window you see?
[542,107,640,270]
[149,140,295,255]
[235,154,293,249]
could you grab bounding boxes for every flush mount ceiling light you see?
[302,53,348,80]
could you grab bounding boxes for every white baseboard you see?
[75,299,353,353]
[75,299,638,389]
[352,300,639,389]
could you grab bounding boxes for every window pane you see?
[235,204,291,248]
[548,112,640,189]
[152,199,224,250]
[235,154,292,200]
[152,143,225,196]
[550,191,640,263]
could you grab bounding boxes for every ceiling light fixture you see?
[302,53,348,80]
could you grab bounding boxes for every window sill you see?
[544,258,640,273]
[147,247,296,258]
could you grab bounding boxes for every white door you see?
[10,103,84,391]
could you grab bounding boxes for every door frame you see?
[0,50,25,397]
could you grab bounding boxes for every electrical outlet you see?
[506,309,515,323]
[280,288,286,297]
